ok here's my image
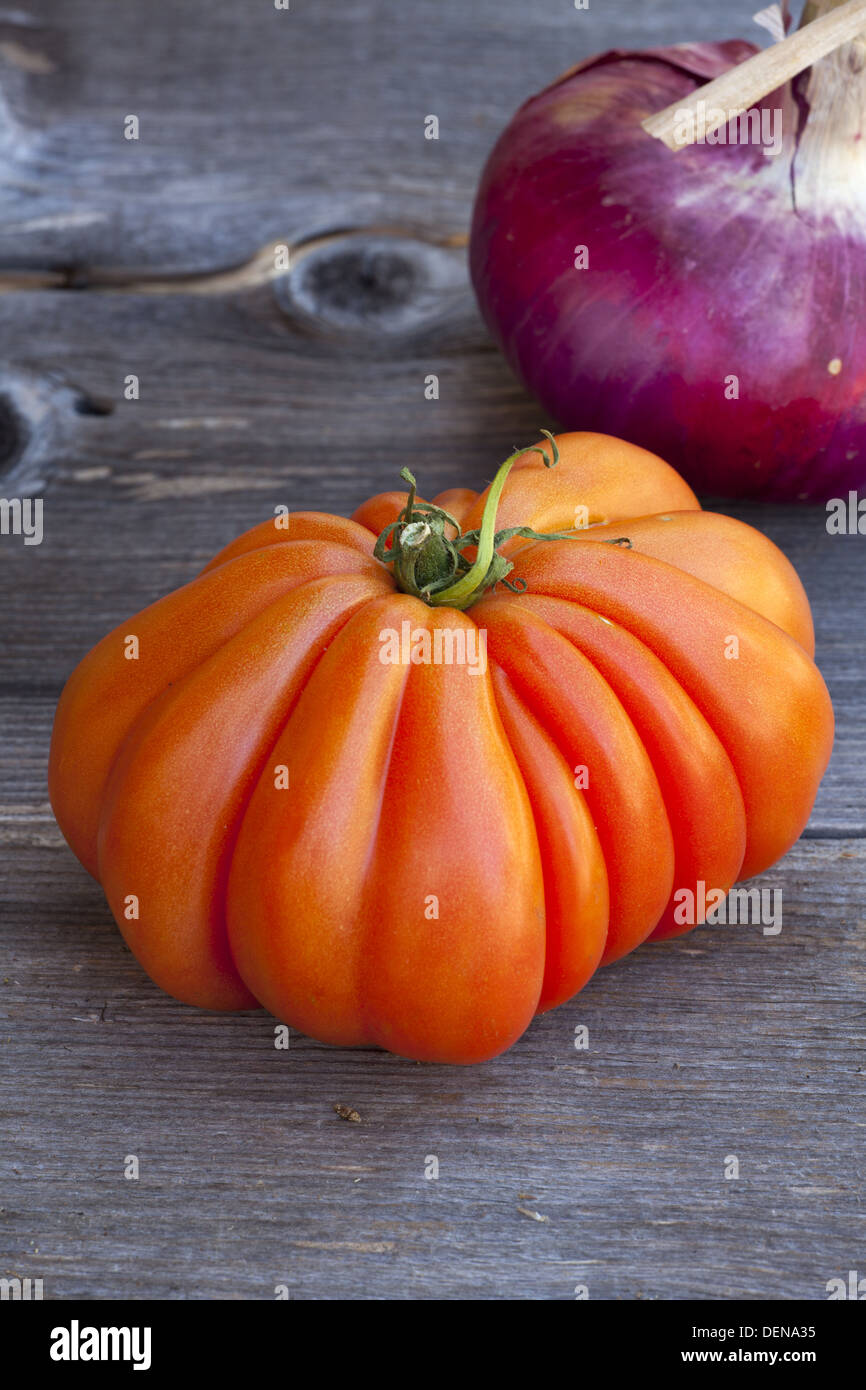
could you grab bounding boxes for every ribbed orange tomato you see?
[49,433,833,1063]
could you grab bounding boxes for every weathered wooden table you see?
[1,0,863,1301]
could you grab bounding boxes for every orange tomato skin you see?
[97,575,385,1010]
[49,433,834,1063]
[49,540,387,878]
[576,512,816,656]
[477,601,676,965]
[202,511,377,573]
[510,542,833,881]
[488,664,608,1011]
[458,431,701,538]
[228,596,545,1064]
[491,593,748,943]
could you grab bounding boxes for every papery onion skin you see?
[469,41,866,502]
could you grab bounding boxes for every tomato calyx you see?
[374,431,579,611]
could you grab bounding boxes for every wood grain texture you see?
[2,0,863,1302]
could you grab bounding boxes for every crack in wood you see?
[0,225,469,297]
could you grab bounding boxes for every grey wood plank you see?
[1,837,863,1300]
[0,0,791,268]
[1,0,862,1304]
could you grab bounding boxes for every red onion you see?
[470,1,866,501]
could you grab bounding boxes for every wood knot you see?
[275,229,468,345]
[307,245,415,318]
[0,369,114,489]
[0,395,25,474]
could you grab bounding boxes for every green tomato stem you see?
[374,431,585,611]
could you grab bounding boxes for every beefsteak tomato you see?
[49,432,833,1063]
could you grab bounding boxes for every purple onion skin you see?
[470,42,866,502]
